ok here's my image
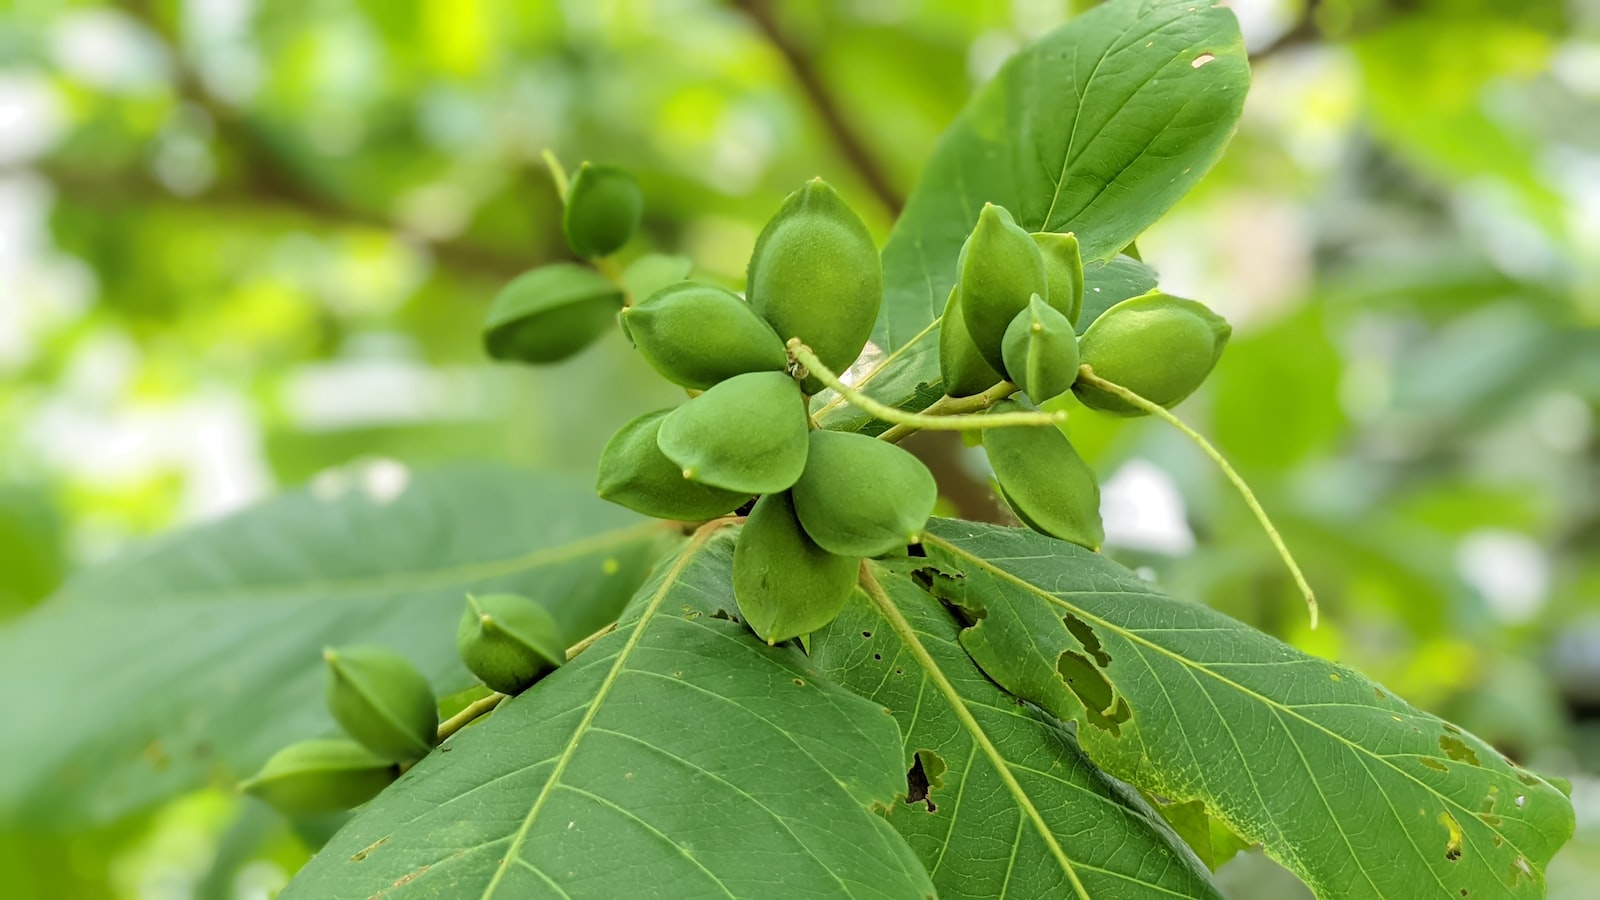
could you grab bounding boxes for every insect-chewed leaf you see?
[938,286,1002,398]
[457,594,566,695]
[619,282,787,389]
[958,204,1048,371]
[482,264,623,364]
[1033,232,1085,327]
[1002,294,1080,403]
[983,398,1103,551]
[790,430,936,558]
[562,162,643,259]
[733,491,860,643]
[1074,290,1231,415]
[596,410,750,520]
[239,738,397,816]
[746,179,882,390]
[657,371,809,494]
[324,645,439,763]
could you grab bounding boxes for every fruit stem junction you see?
[1076,364,1319,629]
[787,339,1064,436]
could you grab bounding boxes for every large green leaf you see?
[811,568,1220,899]
[0,461,673,828]
[915,521,1575,898]
[284,527,935,899]
[818,0,1242,428]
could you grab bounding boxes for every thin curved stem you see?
[788,340,1061,434]
[541,149,570,202]
[437,692,506,743]
[1077,365,1318,629]
[875,382,1020,443]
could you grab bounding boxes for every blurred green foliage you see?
[0,0,1596,896]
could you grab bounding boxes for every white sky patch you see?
[1456,529,1550,624]
[1100,459,1196,555]
[51,9,171,94]
[0,73,68,166]
[280,358,490,430]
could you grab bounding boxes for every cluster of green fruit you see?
[940,203,1231,551]
[596,179,937,644]
[241,594,565,814]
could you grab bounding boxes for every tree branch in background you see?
[730,0,904,217]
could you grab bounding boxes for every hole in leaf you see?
[1439,812,1464,861]
[1056,651,1130,735]
[873,653,882,661]
[1438,735,1480,766]
[907,542,927,558]
[905,750,946,813]
[861,631,872,638]
[1192,52,1215,68]
[1419,758,1448,773]
[792,678,805,687]
[1061,613,1111,667]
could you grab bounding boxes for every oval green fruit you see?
[1073,291,1231,416]
[619,283,787,389]
[790,430,936,557]
[939,286,1002,398]
[324,645,438,763]
[458,593,566,695]
[240,738,397,815]
[958,203,1048,371]
[597,410,750,520]
[483,263,623,364]
[746,179,882,389]
[733,491,860,644]
[563,162,643,259]
[983,398,1103,551]
[657,371,810,494]
[1033,231,1084,327]
[1001,294,1080,403]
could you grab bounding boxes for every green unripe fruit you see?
[938,286,1002,398]
[457,594,566,695]
[619,283,787,390]
[240,738,397,815]
[1073,291,1231,416]
[483,264,623,364]
[790,430,937,558]
[563,162,643,259]
[746,179,882,391]
[1033,231,1085,327]
[733,491,860,643]
[324,645,438,763]
[958,204,1048,371]
[657,372,810,494]
[597,410,750,520]
[1001,294,1080,403]
[983,399,1103,551]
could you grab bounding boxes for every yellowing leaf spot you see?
[1439,811,1464,861]
[1438,734,1481,766]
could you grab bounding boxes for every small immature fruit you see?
[790,430,937,557]
[1073,291,1232,416]
[746,179,882,390]
[483,264,623,364]
[240,738,397,815]
[939,286,1002,398]
[1033,231,1085,327]
[324,645,438,763]
[983,399,1103,551]
[457,594,566,695]
[619,283,787,389]
[733,491,860,643]
[657,371,810,494]
[597,410,750,520]
[562,162,643,259]
[1001,294,1080,403]
[958,203,1048,371]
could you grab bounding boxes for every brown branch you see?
[730,0,903,217]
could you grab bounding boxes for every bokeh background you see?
[1,0,1596,896]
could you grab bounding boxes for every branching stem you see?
[1076,365,1319,628]
[788,340,1060,435]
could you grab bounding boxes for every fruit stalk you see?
[1076,364,1319,628]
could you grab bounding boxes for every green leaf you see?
[916,521,1575,898]
[818,0,1232,430]
[811,567,1221,899]
[0,462,673,828]
[283,528,935,899]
